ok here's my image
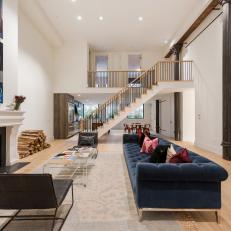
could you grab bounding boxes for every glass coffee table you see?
[43,147,97,187]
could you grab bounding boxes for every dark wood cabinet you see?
[54,93,79,139]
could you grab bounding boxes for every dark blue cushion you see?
[136,162,228,182]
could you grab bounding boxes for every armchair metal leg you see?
[51,208,58,231]
[215,211,220,224]
[0,210,21,230]
[71,184,74,204]
[137,208,143,222]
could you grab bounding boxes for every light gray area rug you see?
[0,152,199,231]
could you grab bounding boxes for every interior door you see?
[159,97,171,137]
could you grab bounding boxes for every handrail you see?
[89,69,146,72]
[82,60,193,132]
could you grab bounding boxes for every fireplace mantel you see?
[0,110,25,165]
[0,110,25,127]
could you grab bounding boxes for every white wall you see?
[90,50,163,71]
[2,0,18,106]
[112,103,152,130]
[181,89,195,142]
[182,13,222,154]
[18,10,54,140]
[53,42,89,93]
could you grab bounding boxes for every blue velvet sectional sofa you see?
[123,134,228,221]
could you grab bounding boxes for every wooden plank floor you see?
[17,131,231,231]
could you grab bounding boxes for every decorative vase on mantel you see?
[14,95,26,111]
[14,102,21,111]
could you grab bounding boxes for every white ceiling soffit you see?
[22,0,207,52]
[19,0,63,48]
[73,93,115,105]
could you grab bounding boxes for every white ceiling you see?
[20,0,208,52]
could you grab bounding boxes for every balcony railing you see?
[88,61,192,88]
[155,60,192,81]
[88,70,145,88]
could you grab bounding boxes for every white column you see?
[5,125,20,165]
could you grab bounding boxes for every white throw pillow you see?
[166,144,177,163]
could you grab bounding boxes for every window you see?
[127,105,144,119]
[128,54,142,86]
[95,56,108,71]
[95,56,108,87]
[84,104,98,118]
[128,54,141,71]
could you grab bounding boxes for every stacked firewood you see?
[18,130,51,159]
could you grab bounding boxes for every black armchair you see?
[0,174,74,230]
[78,132,98,148]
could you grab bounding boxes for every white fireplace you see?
[0,110,25,165]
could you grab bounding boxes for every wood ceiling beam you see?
[165,0,220,58]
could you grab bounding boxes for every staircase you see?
[82,60,193,138]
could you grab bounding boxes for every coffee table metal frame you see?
[43,148,97,187]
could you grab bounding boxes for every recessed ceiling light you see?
[77,16,82,21]
[99,16,104,21]
[71,0,77,2]
[138,16,143,21]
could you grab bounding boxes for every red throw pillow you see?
[140,137,159,154]
[169,148,192,163]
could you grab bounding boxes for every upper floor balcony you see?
[88,60,193,88]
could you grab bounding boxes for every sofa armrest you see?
[136,162,228,183]
[123,134,138,144]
